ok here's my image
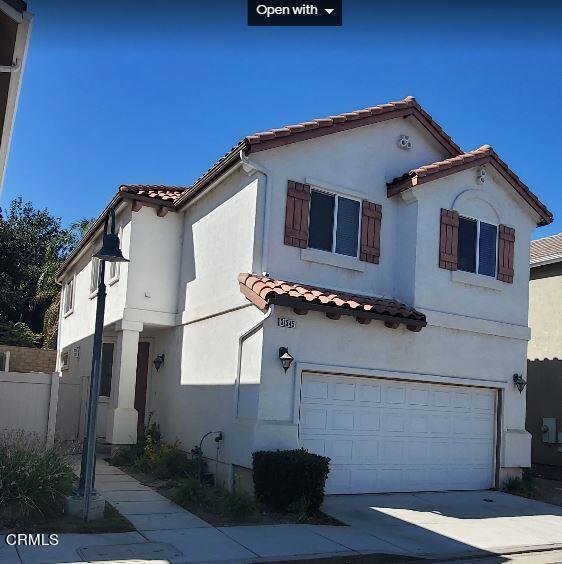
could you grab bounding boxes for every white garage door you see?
[300,373,496,494]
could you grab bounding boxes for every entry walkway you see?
[1,458,406,563]
[5,461,562,563]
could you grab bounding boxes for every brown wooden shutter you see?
[439,208,459,270]
[284,180,311,248]
[360,201,382,264]
[497,225,515,283]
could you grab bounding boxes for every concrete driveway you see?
[322,490,562,560]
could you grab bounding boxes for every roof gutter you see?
[0,59,21,73]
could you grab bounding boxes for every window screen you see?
[335,197,360,257]
[100,342,115,397]
[478,222,498,277]
[458,217,477,273]
[308,190,335,252]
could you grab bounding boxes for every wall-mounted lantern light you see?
[153,354,165,371]
[513,373,527,394]
[278,347,294,373]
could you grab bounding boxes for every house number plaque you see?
[277,317,295,329]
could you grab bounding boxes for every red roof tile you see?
[119,184,188,202]
[387,145,553,226]
[244,96,462,156]
[238,273,426,330]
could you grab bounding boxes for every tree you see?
[0,197,93,348]
[35,219,93,348]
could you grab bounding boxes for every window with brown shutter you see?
[439,208,459,270]
[360,201,382,264]
[284,180,311,248]
[497,225,515,283]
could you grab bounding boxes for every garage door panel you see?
[301,407,327,429]
[300,373,496,494]
[358,383,381,403]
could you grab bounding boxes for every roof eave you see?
[245,105,462,158]
[387,154,553,227]
[55,192,177,282]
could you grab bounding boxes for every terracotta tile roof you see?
[119,184,188,203]
[244,96,462,156]
[530,233,562,265]
[387,145,553,226]
[174,96,461,208]
[238,273,426,331]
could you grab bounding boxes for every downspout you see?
[234,306,273,420]
[240,150,272,276]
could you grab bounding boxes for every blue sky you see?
[2,0,562,239]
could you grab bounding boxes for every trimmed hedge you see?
[252,449,330,514]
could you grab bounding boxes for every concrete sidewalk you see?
[0,458,410,563]
[5,460,562,563]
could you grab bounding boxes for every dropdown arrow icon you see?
[325,8,334,14]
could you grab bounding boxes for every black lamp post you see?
[78,207,128,521]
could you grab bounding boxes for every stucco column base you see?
[105,407,138,445]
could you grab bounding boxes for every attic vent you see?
[397,134,412,150]
[476,167,487,184]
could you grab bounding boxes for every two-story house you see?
[55,96,552,495]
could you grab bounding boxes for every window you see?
[99,342,114,397]
[60,351,69,370]
[458,217,498,277]
[109,226,121,283]
[90,257,102,295]
[308,189,360,257]
[63,278,74,315]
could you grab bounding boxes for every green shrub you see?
[111,445,141,467]
[252,448,330,514]
[502,475,535,496]
[153,443,198,480]
[0,432,74,521]
[173,477,209,507]
[218,490,256,520]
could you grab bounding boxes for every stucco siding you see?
[149,306,266,469]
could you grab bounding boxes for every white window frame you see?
[90,257,102,298]
[63,276,75,317]
[108,225,122,285]
[308,188,362,258]
[458,214,499,278]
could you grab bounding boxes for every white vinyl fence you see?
[0,371,59,447]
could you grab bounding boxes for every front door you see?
[134,342,150,429]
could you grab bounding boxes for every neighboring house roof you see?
[530,233,562,267]
[238,273,427,331]
[119,184,188,203]
[387,145,553,226]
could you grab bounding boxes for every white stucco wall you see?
[55,111,541,484]
[246,117,449,299]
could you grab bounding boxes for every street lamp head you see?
[94,233,129,263]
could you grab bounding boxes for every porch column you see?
[105,320,143,444]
